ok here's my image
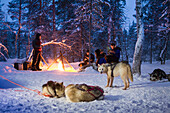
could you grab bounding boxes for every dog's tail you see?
[127,64,133,82]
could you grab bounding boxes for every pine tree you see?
[103,0,126,44]
[127,21,137,61]
[8,0,28,58]
[157,0,169,64]
[143,0,169,63]
[59,0,105,61]
[0,2,5,41]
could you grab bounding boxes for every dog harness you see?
[75,84,104,99]
[87,86,104,99]
[108,63,117,77]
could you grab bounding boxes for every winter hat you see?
[36,33,41,39]
[86,50,89,53]
[100,49,104,52]
[111,43,116,46]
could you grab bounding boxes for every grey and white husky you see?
[42,81,65,98]
[98,62,133,90]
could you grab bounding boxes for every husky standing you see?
[98,62,133,90]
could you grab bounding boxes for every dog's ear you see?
[60,82,63,85]
[47,81,54,86]
[42,84,47,88]
[98,64,100,67]
[102,64,107,67]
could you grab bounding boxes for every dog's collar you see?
[43,93,52,97]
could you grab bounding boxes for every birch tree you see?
[132,0,144,76]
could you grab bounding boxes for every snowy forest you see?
[0,0,169,64]
[0,0,170,112]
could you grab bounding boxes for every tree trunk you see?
[108,15,112,45]
[123,30,128,61]
[88,0,92,64]
[53,0,55,32]
[52,0,57,59]
[160,37,168,64]
[17,0,22,58]
[112,23,116,43]
[26,32,30,58]
[39,0,41,25]
[150,35,152,64]
[80,22,84,60]
[132,0,144,76]
[15,33,17,58]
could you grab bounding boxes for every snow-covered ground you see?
[0,59,170,113]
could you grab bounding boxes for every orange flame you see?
[45,59,77,72]
[57,59,64,71]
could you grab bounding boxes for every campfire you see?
[44,59,77,72]
[57,59,64,71]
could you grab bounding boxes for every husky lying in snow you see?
[78,63,98,72]
[98,62,133,90]
[42,81,65,98]
[42,81,104,102]
[65,84,104,102]
[149,68,170,81]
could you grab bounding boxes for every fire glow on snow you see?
[45,59,77,72]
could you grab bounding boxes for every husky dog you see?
[149,69,168,81]
[167,74,170,81]
[65,84,104,102]
[42,81,65,98]
[98,62,133,90]
[78,63,98,72]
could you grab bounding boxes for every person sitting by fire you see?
[79,50,95,67]
[106,42,121,63]
[95,49,107,66]
[31,33,42,71]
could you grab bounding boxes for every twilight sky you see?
[125,0,136,23]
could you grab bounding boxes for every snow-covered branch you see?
[41,40,71,49]
[0,43,9,61]
[0,43,8,54]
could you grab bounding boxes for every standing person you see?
[107,42,121,63]
[31,33,42,71]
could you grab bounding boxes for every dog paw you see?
[123,88,127,90]
[105,86,109,88]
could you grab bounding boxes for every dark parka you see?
[32,34,42,51]
[31,33,42,70]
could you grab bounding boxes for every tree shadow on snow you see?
[0,79,20,89]
[104,95,124,101]
[130,80,170,89]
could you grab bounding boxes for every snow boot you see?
[31,66,37,71]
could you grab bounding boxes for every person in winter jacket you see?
[31,33,42,71]
[107,42,121,63]
[79,50,95,67]
[95,49,106,65]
